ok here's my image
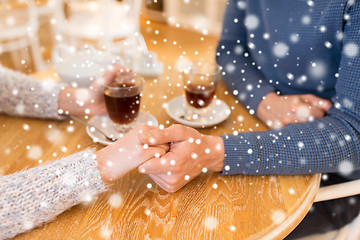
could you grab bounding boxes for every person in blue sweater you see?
[138,0,360,237]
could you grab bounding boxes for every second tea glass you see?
[182,61,221,120]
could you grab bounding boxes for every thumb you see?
[139,124,193,145]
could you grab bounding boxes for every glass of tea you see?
[182,61,221,120]
[104,71,143,132]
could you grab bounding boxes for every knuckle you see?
[172,124,184,132]
[164,175,180,186]
[137,123,149,131]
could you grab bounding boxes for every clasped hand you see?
[96,124,224,194]
[137,125,225,193]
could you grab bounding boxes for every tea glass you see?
[181,61,221,120]
[103,72,144,132]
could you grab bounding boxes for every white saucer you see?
[86,111,158,145]
[165,96,231,128]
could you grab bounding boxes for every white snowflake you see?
[16,104,25,114]
[308,60,327,79]
[338,160,354,176]
[272,42,289,58]
[296,106,310,119]
[204,216,218,231]
[100,223,113,239]
[237,1,247,9]
[108,193,123,208]
[27,145,43,160]
[234,45,244,55]
[46,128,63,143]
[244,14,260,30]
[271,209,286,224]
[324,41,332,48]
[290,34,299,43]
[301,15,311,25]
[225,63,236,73]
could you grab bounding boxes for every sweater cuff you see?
[220,134,252,175]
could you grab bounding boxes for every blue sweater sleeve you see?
[216,0,275,115]
[221,1,360,177]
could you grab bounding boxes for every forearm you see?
[216,0,275,114]
[221,112,360,177]
[0,65,65,120]
[0,149,106,239]
[216,40,275,115]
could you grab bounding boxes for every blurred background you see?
[0,0,227,74]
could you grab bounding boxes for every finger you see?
[148,174,177,193]
[138,157,164,174]
[295,104,325,121]
[136,125,170,152]
[300,94,332,112]
[153,143,170,152]
[148,174,184,193]
[139,124,194,145]
[307,106,325,120]
[138,151,178,174]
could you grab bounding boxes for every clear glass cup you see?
[181,61,221,120]
[103,72,143,132]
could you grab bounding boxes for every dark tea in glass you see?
[182,62,221,119]
[104,83,141,124]
[104,72,143,132]
[185,84,215,108]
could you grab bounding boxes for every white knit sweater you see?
[0,66,106,239]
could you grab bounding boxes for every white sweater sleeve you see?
[0,65,65,120]
[0,149,106,240]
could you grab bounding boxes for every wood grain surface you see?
[0,17,321,240]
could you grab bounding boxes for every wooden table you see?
[0,19,321,240]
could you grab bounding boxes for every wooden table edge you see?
[261,173,322,240]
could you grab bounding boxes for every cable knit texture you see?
[0,65,64,119]
[0,65,106,239]
[0,149,106,240]
[218,0,360,177]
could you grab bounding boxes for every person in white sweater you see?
[0,65,168,239]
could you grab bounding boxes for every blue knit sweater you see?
[217,0,360,178]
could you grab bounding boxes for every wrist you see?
[95,148,112,182]
[258,92,278,108]
[257,92,278,119]
[206,135,225,172]
[58,87,89,116]
[58,87,74,115]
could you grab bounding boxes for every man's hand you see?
[257,92,332,129]
[138,124,225,193]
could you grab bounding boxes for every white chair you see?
[164,0,227,36]
[0,0,46,71]
[54,0,143,50]
[296,177,360,240]
[315,179,360,203]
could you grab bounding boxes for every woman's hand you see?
[95,124,169,182]
[137,124,225,193]
[257,92,332,129]
[58,65,128,116]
